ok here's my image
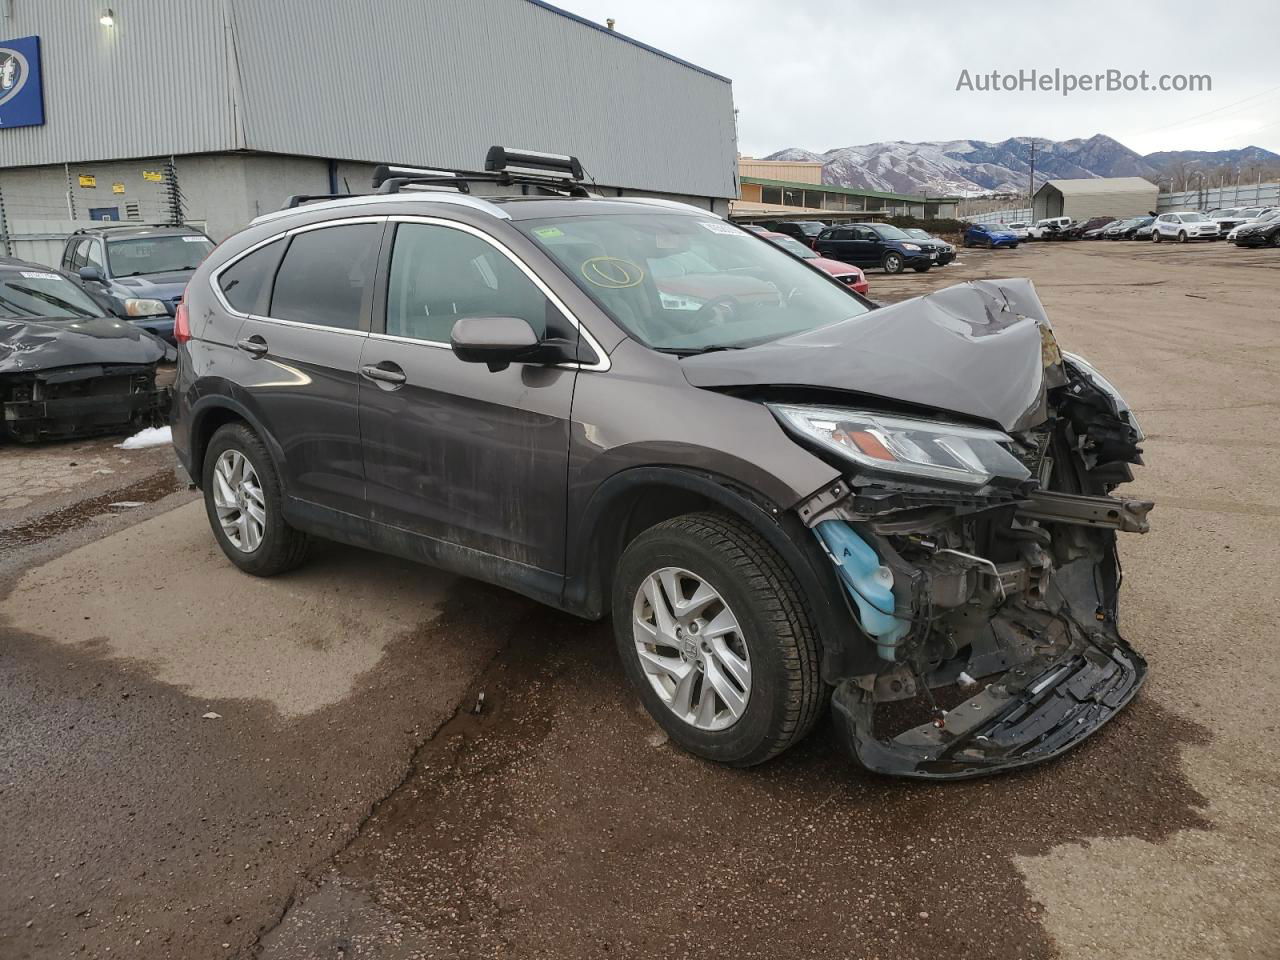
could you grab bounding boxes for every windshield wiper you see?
[655,344,748,357]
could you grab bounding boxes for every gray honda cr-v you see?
[171,149,1152,778]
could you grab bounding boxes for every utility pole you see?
[1028,139,1036,218]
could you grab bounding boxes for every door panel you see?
[235,220,382,515]
[358,219,577,573]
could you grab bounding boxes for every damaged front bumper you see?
[1,363,170,442]
[831,630,1145,779]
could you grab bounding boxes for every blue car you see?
[963,224,1020,249]
[59,224,216,344]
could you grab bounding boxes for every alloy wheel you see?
[212,450,266,552]
[632,567,751,731]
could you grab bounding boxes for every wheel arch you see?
[186,394,286,492]
[562,465,868,682]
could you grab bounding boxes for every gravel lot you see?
[1,239,1277,960]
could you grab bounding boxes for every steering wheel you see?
[692,295,741,326]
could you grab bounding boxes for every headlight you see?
[1062,352,1143,440]
[901,243,921,251]
[768,404,1031,487]
[124,298,168,317]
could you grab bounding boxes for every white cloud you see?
[550,0,1280,156]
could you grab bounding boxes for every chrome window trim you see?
[380,215,610,373]
[208,216,386,334]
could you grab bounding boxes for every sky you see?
[550,0,1280,157]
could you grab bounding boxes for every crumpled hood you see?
[681,278,1062,432]
[0,315,170,374]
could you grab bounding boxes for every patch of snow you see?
[115,425,172,450]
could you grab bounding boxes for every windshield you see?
[520,214,870,353]
[904,228,931,239]
[1180,213,1206,222]
[0,269,105,319]
[1008,223,1027,229]
[767,234,818,259]
[107,235,214,277]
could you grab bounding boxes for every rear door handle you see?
[237,336,268,357]
[360,362,407,386]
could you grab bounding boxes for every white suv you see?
[1026,217,1072,239]
[1151,212,1219,243]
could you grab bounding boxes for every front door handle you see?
[237,336,268,357]
[360,362,407,386]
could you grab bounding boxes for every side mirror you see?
[79,265,104,283]
[450,316,576,373]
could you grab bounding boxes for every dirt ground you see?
[1,239,1277,960]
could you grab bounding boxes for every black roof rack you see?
[282,193,359,209]
[277,147,593,212]
[71,221,194,235]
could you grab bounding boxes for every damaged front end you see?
[776,286,1150,778]
[1,316,172,443]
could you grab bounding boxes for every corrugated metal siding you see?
[226,0,738,198]
[0,0,240,167]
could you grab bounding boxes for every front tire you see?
[882,252,904,274]
[1178,230,1188,243]
[612,513,824,767]
[913,265,931,272]
[202,423,309,576]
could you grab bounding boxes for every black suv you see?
[813,222,946,273]
[171,147,1152,779]
[770,220,825,242]
[60,224,215,344]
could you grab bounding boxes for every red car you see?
[760,231,870,295]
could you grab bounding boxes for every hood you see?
[680,278,1062,432]
[811,257,862,277]
[0,315,170,374]
[112,272,192,300]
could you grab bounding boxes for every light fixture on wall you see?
[99,8,115,27]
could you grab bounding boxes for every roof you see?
[741,176,963,204]
[1036,177,1158,197]
[249,191,716,228]
[523,0,730,83]
[73,224,206,239]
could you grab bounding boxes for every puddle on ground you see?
[0,468,185,549]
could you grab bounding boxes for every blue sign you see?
[0,36,44,129]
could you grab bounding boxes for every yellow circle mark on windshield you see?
[582,257,644,288]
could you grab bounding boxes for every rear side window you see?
[269,223,381,330]
[218,239,284,315]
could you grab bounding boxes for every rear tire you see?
[611,512,825,767]
[202,423,309,577]
[1152,231,1162,243]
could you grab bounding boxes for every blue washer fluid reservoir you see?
[814,519,911,660]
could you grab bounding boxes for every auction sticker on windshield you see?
[20,271,59,280]
[699,220,745,235]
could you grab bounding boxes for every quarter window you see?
[269,223,381,330]
[218,239,284,315]
[385,222,556,344]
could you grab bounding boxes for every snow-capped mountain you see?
[762,136,1280,197]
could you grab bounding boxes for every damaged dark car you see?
[171,150,1150,779]
[0,258,172,443]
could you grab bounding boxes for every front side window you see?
[108,235,214,277]
[520,213,870,354]
[84,241,104,271]
[385,222,556,343]
[269,223,381,330]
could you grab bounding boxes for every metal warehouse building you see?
[0,0,738,259]
[1032,177,1159,222]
